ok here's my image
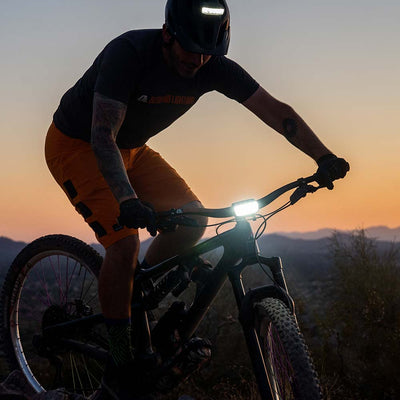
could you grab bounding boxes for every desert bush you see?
[317,230,400,400]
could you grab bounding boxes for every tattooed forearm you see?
[284,116,331,160]
[282,118,297,143]
[243,86,332,161]
[91,92,136,203]
[281,114,331,160]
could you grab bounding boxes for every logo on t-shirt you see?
[137,95,149,103]
[137,94,196,105]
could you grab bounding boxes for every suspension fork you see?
[227,264,273,400]
[228,253,293,399]
[243,327,274,400]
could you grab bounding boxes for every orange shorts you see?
[45,122,199,248]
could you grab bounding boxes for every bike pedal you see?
[184,337,212,366]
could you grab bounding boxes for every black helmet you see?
[165,0,230,56]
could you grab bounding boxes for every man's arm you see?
[242,86,331,162]
[91,92,137,203]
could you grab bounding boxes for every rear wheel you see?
[0,234,106,397]
[254,298,322,400]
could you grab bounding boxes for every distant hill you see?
[275,226,400,242]
[0,234,333,287]
[0,237,27,276]
[1,229,397,286]
[0,236,151,281]
[256,234,331,281]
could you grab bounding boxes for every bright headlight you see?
[201,7,225,15]
[232,200,259,217]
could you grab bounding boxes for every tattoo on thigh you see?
[282,118,297,141]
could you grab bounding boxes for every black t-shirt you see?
[53,29,259,149]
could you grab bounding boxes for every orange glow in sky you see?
[1,1,399,244]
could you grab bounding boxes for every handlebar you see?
[156,174,320,222]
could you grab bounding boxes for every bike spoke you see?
[66,259,80,297]
[85,292,99,307]
[70,352,86,396]
[81,353,95,392]
[36,260,52,307]
[48,255,65,305]
[81,275,97,303]
[266,324,295,399]
[69,352,77,393]
[79,267,88,301]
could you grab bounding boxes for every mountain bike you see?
[1,174,325,400]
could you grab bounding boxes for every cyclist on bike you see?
[45,0,349,398]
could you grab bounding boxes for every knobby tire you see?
[254,297,322,400]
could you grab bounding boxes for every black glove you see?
[316,154,350,190]
[118,198,157,237]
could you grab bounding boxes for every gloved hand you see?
[316,154,350,190]
[118,198,157,236]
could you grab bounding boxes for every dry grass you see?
[161,365,261,400]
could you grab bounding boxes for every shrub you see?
[318,230,400,400]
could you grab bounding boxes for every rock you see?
[0,371,84,400]
[0,370,35,399]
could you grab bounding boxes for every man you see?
[45,0,349,398]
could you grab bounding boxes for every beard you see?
[163,41,207,79]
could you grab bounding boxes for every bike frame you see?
[43,217,296,400]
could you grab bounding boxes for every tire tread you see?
[254,297,322,400]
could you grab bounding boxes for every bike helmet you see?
[165,0,230,56]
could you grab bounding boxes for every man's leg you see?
[144,200,207,266]
[98,235,139,368]
[45,123,141,371]
[127,146,207,267]
[99,235,139,318]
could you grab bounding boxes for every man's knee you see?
[180,200,208,239]
[104,235,140,266]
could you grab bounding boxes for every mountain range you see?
[275,225,400,242]
[1,225,398,284]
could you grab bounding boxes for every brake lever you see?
[290,184,320,205]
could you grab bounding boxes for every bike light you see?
[201,7,225,15]
[232,200,259,217]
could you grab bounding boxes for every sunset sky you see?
[1,0,399,244]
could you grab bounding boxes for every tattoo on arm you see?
[91,92,136,203]
[282,118,298,142]
[282,116,331,160]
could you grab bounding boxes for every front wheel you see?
[253,298,322,400]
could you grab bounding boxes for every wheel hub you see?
[42,305,69,330]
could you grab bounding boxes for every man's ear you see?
[162,24,174,46]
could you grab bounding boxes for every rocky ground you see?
[0,370,85,400]
[0,371,195,400]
